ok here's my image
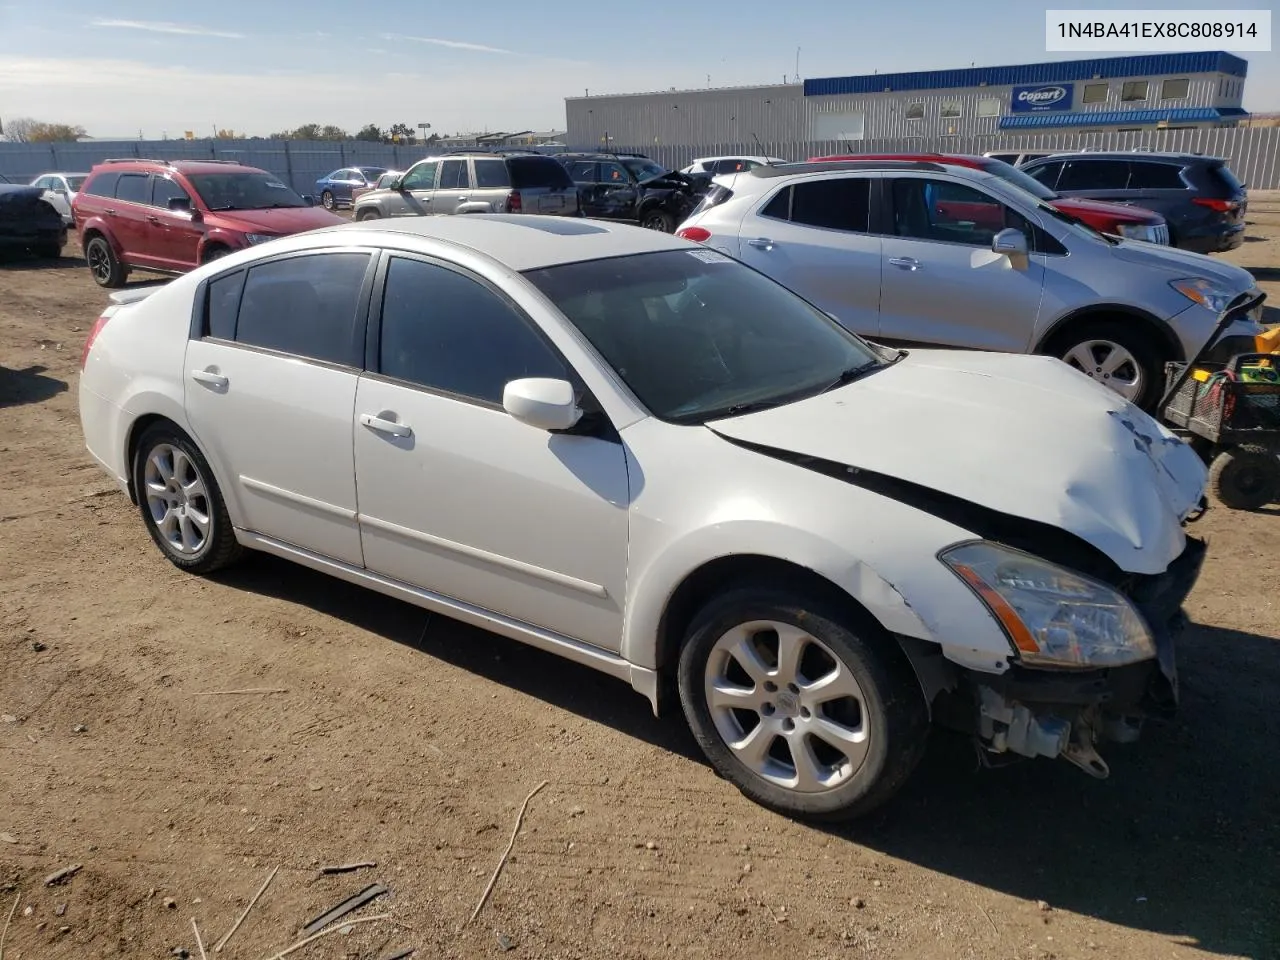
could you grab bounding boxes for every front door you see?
[386,160,437,217]
[148,174,204,270]
[878,176,1046,353]
[183,250,375,565]
[353,254,629,650]
[735,175,882,338]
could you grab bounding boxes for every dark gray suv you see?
[1020,152,1246,255]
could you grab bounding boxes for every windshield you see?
[67,176,88,191]
[187,171,308,210]
[524,249,885,423]
[622,158,671,182]
[979,157,1057,200]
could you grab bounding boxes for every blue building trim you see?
[999,106,1248,129]
[804,52,1247,97]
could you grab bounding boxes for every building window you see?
[905,102,925,120]
[1121,81,1149,102]
[1162,78,1190,100]
[1117,127,1142,133]
[940,101,961,119]
[1082,83,1108,104]
[976,98,1000,117]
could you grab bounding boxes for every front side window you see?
[891,178,1021,247]
[437,160,469,190]
[524,249,885,423]
[1024,161,1063,189]
[599,161,629,183]
[151,176,190,208]
[186,171,307,210]
[378,257,566,404]
[1121,80,1149,101]
[401,161,437,191]
[115,173,150,204]
[232,253,371,366]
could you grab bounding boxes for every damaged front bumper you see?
[942,535,1206,777]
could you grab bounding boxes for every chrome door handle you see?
[360,413,412,438]
[747,237,775,250]
[190,369,228,388]
[889,257,920,270]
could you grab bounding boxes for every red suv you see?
[72,159,345,287]
[809,153,1170,244]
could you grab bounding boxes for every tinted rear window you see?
[84,171,120,198]
[1211,163,1245,194]
[115,174,151,204]
[474,159,511,188]
[1128,162,1185,190]
[508,157,573,189]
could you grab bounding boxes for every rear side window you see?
[565,160,597,184]
[1128,162,1185,190]
[437,160,469,189]
[232,253,371,366]
[473,159,511,188]
[206,271,246,340]
[115,174,150,204]
[1024,162,1063,188]
[1057,160,1131,191]
[507,157,573,189]
[378,257,566,404]
[83,172,120,198]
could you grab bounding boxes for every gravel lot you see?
[1,205,1278,960]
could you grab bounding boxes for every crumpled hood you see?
[213,206,346,235]
[1109,236,1256,289]
[709,349,1207,575]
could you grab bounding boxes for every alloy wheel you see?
[703,620,869,793]
[1062,339,1143,402]
[143,443,212,556]
[87,241,112,284]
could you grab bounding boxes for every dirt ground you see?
[1,204,1278,960]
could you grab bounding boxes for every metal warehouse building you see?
[564,51,1248,147]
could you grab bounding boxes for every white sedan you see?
[80,215,1209,820]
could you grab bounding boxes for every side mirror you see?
[389,178,404,191]
[503,378,581,432]
[167,196,192,214]
[992,227,1029,270]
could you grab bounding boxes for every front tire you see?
[640,209,675,232]
[133,423,242,574]
[1050,320,1165,411]
[85,235,125,288]
[676,585,929,821]
[356,208,382,221]
[321,190,335,210]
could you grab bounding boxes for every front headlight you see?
[1116,222,1156,242]
[940,541,1154,668]
[1170,277,1235,314]
[244,233,277,246]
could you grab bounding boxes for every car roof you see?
[810,153,989,169]
[750,160,955,179]
[88,159,270,176]
[1024,151,1219,164]
[323,213,691,272]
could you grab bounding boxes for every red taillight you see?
[1192,197,1237,213]
[81,312,111,370]
[506,190,522,213]
[677,226,711,242]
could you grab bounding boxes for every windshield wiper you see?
[721,399,788,417]
[817,360,881,394]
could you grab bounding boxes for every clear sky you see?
[0,0,1274,138]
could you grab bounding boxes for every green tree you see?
[2,117,87,142]
[356,123,384,142]
[388,122,415,145]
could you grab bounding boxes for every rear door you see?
[735,175,882,337]
[109,172,156,266]
[183,249,375,565]
[878,175,1046,352]
[1123,159,1191,230]
[431,159,472,215]
[471,157,513,211]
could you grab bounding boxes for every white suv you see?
[677,160,1265,410]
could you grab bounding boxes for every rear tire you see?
[1048,320,1166,412]
[202,245,231,264]
[640,209,675,232]
[1209,444,1280,510]
[132,422,242,575]
[85,235,125,288]
[676,583,929,821]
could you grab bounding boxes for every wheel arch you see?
[1035,304,1184,363]
[80,221,122,256]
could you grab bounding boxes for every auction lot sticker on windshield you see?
[687,248,731,264]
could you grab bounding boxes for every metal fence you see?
[2,125,1279,190]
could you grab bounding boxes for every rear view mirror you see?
[503,378,582,431]
[992,227,1029,270]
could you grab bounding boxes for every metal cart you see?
[1160,292,1280,510]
